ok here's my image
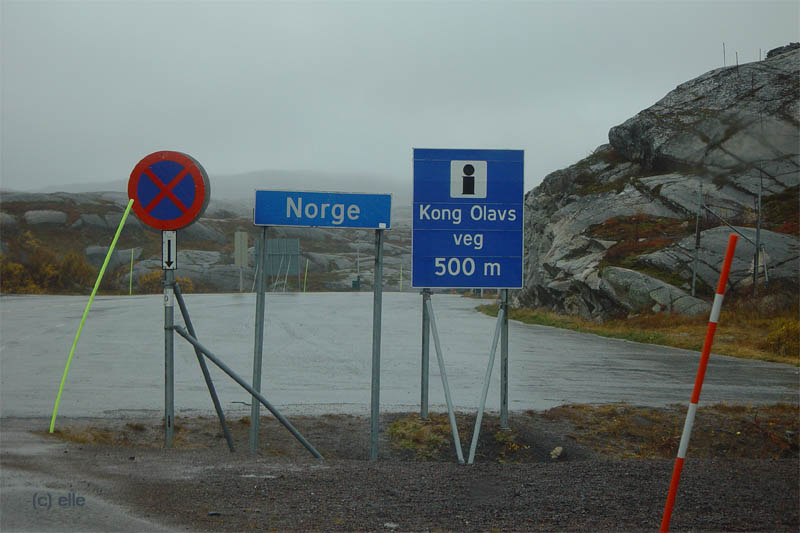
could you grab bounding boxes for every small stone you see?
[208,511,221,516]
[384,522,399,530]
[550,446,563,460]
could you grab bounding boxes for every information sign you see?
[412,149,524,288]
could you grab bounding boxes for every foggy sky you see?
[1,1,798,195]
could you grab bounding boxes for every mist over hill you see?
[27,168,410,205]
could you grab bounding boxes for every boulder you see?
[71,213,108,230]
[0,212,17,227]
[85,246,143,271]
[180,221,225,243]
[177,250,221,266]
[601,267,710,316]
[23,210,67,225]
[105,212,141,230]
[131,250,254,292]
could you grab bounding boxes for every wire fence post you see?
[129,248,134,296]
[753,174,762,295]
[692,184,702,296]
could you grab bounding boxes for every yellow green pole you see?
[303,258,309,292]
[50,198,134,433]
[129,248,134,296]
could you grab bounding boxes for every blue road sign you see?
[412,148,524,288]
[254,190,392,229]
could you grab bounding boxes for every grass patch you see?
[44,418,196,448]
[574,172,629,196]
[47,427,123,446]
[388,414,452,460]
[477,299,799,366]
[587,214,697,289]
[762,185,799,235]
[542,403,799,459]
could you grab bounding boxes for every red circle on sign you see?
[128,151,210,231]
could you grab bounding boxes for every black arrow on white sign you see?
[162,231,177,270]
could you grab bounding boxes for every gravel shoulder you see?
[2,410,798,532]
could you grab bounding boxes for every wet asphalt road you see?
[0,293,797,419]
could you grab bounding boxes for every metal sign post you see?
[412,148,524,462]
[500,288,510,429]
[253,189,391,459]
[370,229,384,460]
[250,227,267,452]
[420,289,432,420]
[128,151,211,449]
[164,266,175,447]
[162,230,178,448]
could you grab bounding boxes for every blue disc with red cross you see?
[128,151,211,231]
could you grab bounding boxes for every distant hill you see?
[29,168,411,205]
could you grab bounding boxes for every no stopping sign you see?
[128,151,211,231]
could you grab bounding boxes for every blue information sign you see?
[254,190,392,229]
[412,148,524,288]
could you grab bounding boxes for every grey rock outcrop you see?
[131,250,255,292]
[180,221,225,243]
[519,47,799,320]
[72,213,108,229]
[85,246,143,271]
[601,267,710,316]
[608,47,798,196]
[23,210,67,225]
[640,226,799,291]
[0,212,17,227]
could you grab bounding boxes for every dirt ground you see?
[2,405,798,532]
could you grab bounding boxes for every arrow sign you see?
[162,230,177,270]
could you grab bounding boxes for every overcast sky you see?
[1,1,798,195]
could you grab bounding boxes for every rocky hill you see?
[0,191,412,293]
[518,45,799,319]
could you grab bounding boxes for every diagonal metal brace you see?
[173,283,235,453]
[467,307,506,464]
[425,299,465,464]
[172,325,324,459]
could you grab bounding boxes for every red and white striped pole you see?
[660,233,738,532]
